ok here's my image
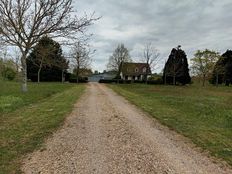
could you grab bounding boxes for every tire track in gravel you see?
[22,83,232,174]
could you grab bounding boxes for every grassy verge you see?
[109,84,232,166]
[0,81,76,113]
[0,82,85,174]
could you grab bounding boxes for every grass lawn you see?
[0,81,85,174]
[109,83,232,166]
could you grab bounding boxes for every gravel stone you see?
[22,83,232,174]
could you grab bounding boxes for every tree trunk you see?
[37,68,41,83]
[164,73,167,85]
[76,69,79,83]
[145,65,148,84]
[145,75,148,84]
[202,75,206,87]
[173,64,176,86]
[173,54,176,86]
[216,72,219,87]
[62,70,65,83]
[173,74,176,86]
[21,53,28,92]
[37,61,43,83]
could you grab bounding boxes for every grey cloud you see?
[76,0,232,72]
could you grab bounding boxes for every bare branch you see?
[0,0,99,91]
[141,43,160,72]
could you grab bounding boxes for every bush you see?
[68,74,88,83]
[1,67,16,81]
[99,79,117,83]
[147,78,163,84]
[99,79,163,85]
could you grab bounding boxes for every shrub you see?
[1,67,16,81]
[99,79,163,85]
[68,74,88,83]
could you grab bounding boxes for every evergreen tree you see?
[163,46,191,85]
[211,50,232,86]
[27,36,69,82]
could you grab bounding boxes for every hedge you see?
[99,79,163,85]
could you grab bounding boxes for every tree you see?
[70,42,92,83]
[163,46,191,85]
[27,37,69,82]
[141,43,160,82]
[0,0,99,92]
[225,51,232,86]
[211,50,232,86]
[191,49,220,86]
[27,36,56,82]
[107,44,132,77]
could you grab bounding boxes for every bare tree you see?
[70,41,93,83]
[107,44,131,74]
[0,0,99,92]
[141,43,160,82]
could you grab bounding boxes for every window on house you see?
[143,67,146,73]
[135,68,138,72]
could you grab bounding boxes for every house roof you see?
[120,62,151,76]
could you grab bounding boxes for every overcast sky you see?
[75,0,232,72]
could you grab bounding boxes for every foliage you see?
[0,82,85,173]
[1,67,16,81]
[148,73,163,80]
[211,50,232,85]
[191,49,221,86]
[68,73,89,83]
[163,46,191,85]
[109,84,232,166]
[73,68,93,77]
[0,58,17,81]
[27,36,69,82]
[107,44,132,74]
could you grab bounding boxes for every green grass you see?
[109,83,232,166]
[0,81,77,113]
[0,81,85,174]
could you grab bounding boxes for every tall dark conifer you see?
[27,36,69,82]
[211,50,232,85]
[163,46,191,85]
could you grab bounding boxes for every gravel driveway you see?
[22,83,232,174]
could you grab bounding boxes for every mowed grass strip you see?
[109,84,232,166]
[0,81,76,113]
[0,82,85,174]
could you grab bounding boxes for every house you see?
[119,62,151,81]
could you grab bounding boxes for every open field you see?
[0,81,85,174]
[109,83,232,166]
